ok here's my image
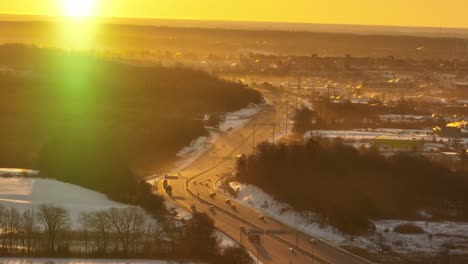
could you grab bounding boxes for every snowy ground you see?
[0,168,39,177]
[301,99,314,110]
[172,104,262,174]
[0,177,135,227]
[0,258,200,264]
[172,131,220,174]
[304,129,436,141]
[165,201,193,223]
[218,103,262,133]
[215,231,237,250]
[224,182,468,255]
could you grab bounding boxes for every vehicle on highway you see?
[259,215,265,221]
[310,238,318,245]
[209,206,215,212]
[289,248,296,253]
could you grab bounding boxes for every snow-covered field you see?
[0,177,133,226]
[224,182,468,255]
[0,258,199,264]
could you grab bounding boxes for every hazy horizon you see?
[2,13,468,38]
[3,0,468,29]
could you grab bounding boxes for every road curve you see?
[155,90,375,264]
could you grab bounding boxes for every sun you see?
[61,0,97,19]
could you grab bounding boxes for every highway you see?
[154,89,374,264]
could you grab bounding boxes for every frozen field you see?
[0,176,133,226]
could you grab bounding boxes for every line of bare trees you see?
[0,203,179,258]
[0,204,164,257]
[0,204,254,263]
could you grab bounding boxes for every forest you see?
[235,139,468,234]
[0,44,261,214]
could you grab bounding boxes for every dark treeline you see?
[293,99,442,136]
[0,204,253,263]
[236,139,468,234]
[1,21,466,59]
[0,44,261,213]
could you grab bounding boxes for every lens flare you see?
[61,0,97,19]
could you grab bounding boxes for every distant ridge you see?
[1,14,468,38]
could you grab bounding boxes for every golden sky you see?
[2,0,468,28]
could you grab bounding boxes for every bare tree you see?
[0,205,7,252]
[146,219,165,256]
[4,207,20,252]
[20,209,37,255]
[78,212,92,255]
[89,210,112,255]
[107,207,147,255]
[37,204,70,253]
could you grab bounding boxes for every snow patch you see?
[172,131,220,174]
[0,168,39,177]
[215,231,237,250]
[224,182,468,255]
[165,201,193,223]
[227,182,346,244]
[171,104,262,174]
[219,104,262,133]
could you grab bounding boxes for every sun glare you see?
[61,0,97,19]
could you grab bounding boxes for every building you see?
[371,135,424,151]
[452,82,468,96]
[433,121,468,138]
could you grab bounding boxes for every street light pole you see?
[211,149,217,168]
[256,247,260,264]
[285,102,289,138]
[272,122,276,143]
[296,230,299,248]
[240,225,244,246]
[252,123,257,155]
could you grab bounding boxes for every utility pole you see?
[295,93,299,113]
[285,102,289,138]
[252,124,257,155]
[272,122,276,143]
[256,247,260,264]
[211,149,217,168]
[240,225,245,246]
[296,230,299,248]
[296,74,301,112]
